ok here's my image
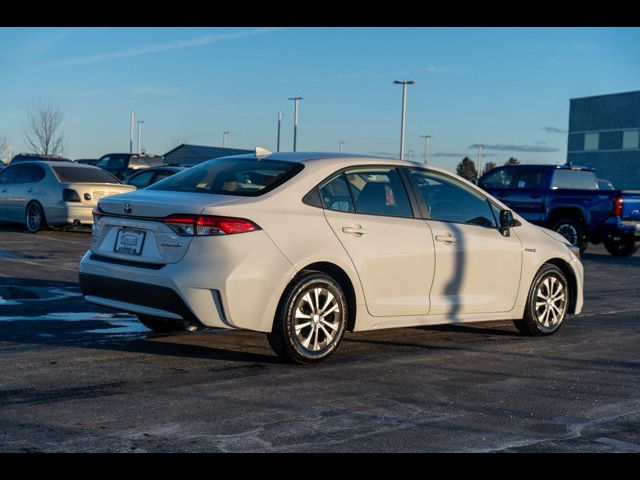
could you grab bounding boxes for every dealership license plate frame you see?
[113,228,147,256]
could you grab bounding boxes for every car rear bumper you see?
[78,230,297,332]
[47,204,95,226]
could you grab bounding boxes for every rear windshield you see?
[52,166,121,184]
[551,170,597,190]
[147,158,303,196]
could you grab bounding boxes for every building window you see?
[584,133,599,151]
[623,130,639,150]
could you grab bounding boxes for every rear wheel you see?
[25,201,46,233]
[267,271,347,364]
[137,315,188,333]
[514,263,569,336]
[552,218,587,254]
[604,238,638,257]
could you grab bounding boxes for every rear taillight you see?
[92,205,104,223]
[162,214,260,236]
[62,189,81,202]
[614,196,623,217]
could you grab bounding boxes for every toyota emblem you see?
[123,203,133,214]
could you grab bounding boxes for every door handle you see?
[435,234,456,243]
[342,225,368,236]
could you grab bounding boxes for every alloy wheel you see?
[534,275,567,329]
[26,203,42,232]
[293,286,341,353]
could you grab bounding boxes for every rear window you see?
[551,170,597,190]
[147,157,303,196]
[51,166,121,184]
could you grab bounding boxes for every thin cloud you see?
[469,144,560,153]
[48,28,284,67]
[130,85,182,96]
[432,152,498,158]
[541,126,567,134]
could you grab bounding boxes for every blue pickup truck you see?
[478,164,640,256]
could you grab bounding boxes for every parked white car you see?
[0,161,135,233]
[79,152,584,363]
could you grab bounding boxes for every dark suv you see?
[95,153,165,180]
[10,153,72,164]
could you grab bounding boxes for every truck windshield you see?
[551,170,598,190]
[147,157,304,196]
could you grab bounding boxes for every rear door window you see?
[15,164,40,183]
[319,175,355,213]
[343,167,413,218]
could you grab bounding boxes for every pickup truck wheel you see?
[604,238,638,257]
[552,219,587,254]
[514,263,568,336]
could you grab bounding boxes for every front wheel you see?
[267,271,348,364]
[25,201,46,233]
[604,238,638,257]
[514,263,569,336]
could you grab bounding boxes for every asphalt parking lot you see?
[0,224,639,452]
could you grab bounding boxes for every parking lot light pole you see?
[276,112,284,152]
[130,112,135,154]
[288,97,303,152]
[137,120,144,155]
[394,80,415,160]
[223,131,230,148]
[476,144,484,180]
[339,141,345,153]
[420,134,431,164]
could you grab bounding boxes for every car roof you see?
[493,163,595,172]
[13,160,101,168]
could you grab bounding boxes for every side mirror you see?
[499,210,515,236]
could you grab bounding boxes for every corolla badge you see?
[123,203,133,214]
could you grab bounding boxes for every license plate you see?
[113,228,146,256]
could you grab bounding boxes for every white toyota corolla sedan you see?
[79,151,584,363]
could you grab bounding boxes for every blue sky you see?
[0,27,639,172]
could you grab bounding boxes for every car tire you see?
[604,238,638,257]
[25,201,47,233]
[137,315,188,333]
[514,263,569,336]
[267,270,348,364]
[552,218,587,254]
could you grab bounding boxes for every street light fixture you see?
[276,112,284,152]
[137,120,144,155]
[130,112,136,154]
[394,80,415,160]
[472,144,484,180]
[419,134,432,164]
[223,131,230,148]
[288,96,303,152]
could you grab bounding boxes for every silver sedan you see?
[0,160,135,233]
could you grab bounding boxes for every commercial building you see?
[567,90,640,190]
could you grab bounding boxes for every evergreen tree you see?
[505,157,520,165]
[456,157,478,182]
[483,161,497,175]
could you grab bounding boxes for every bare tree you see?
[23,100,65,156]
